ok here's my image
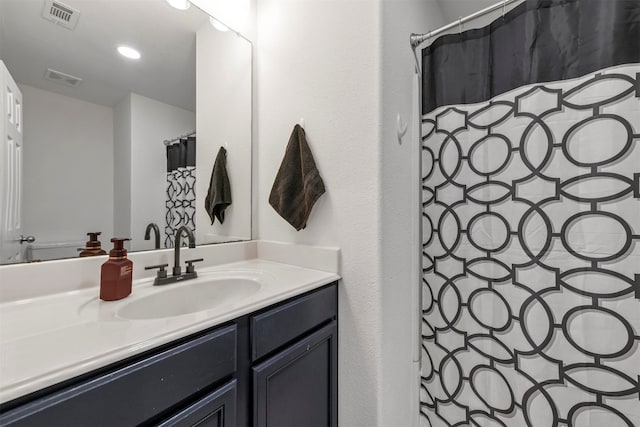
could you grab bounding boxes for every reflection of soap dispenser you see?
[100,238,133,301]
[79,232,107,257]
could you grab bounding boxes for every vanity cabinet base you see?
[0,283,338,427]
[158,379,237,427]
[253,322,337,427]
[0,325,237,426]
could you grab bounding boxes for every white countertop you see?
[0,258,339,404]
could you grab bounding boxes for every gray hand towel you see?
[269,124,325,230]
[205,146,232,224]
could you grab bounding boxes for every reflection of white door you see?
[0,60,24,263]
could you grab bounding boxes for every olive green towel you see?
[205,146,232,224]
[269,124,326,231]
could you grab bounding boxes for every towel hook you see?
[502,0,507,19]
[299,117,306,129]
[396,113,408,144]
[458,16,463,34]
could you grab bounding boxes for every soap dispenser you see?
[79,232,107,257]
[100,238,133,301]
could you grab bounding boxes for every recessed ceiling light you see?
[166,0,190,10]
[117,46,141,60]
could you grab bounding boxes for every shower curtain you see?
[419,1,640,426]
[165,136,196,247]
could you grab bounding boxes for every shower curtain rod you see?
[410,0,520,70]
[163,131,196,146]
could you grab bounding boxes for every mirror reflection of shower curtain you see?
[165,136,196,248]
[419,1,639,426]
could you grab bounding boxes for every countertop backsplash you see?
[0,241,340,303]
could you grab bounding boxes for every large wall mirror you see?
[0,0,252,265]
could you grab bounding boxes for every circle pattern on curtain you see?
[420,64,640,427]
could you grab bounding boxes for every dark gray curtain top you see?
[422,0,640,114]
[166,136,196,172]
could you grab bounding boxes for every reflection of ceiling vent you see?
[41,0,80,30]
[44,68,82,87]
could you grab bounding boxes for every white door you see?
[0,60,24,263]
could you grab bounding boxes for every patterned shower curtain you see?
[420,1,639,426]
[165,136,196,247]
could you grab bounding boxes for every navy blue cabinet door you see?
[158,380,237,427]
[252,322,337,427]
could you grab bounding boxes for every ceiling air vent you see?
[44,68,82,87]
[41,0,80,30]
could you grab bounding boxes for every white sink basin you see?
[117,277,261,320]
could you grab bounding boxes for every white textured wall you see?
[436,0,524,31]
[195,23,252,245]
[20,84,114,245]
[437,0,497,22]
[256,0,447,425]
[129,93,195,251]
[256,1,382,425]
[380,1,445,425]
[0,3,4,58]
[113,95,132,241]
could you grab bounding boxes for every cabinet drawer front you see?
[0,325,237,426]
[158,379,237,427]
[250,284,336,361]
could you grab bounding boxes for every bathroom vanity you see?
[0,283,337,426]
[0,243,341,427]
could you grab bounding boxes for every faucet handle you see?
[145,263,169,279]
[184,258,204,274]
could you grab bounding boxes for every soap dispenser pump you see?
[79,232,107,257]
[100,238,133,301]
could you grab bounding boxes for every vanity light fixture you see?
[117,45,141,60]
[166,0,190,10]
[210,17,229,32]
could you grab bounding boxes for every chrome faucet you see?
[173,226,196,276]
[144,226,202,286]
[144,223,161,249]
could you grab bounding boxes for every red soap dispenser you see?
[100,238,133,301]
[79,232,107,257]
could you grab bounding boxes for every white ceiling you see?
[0,0,213,111]
[0,0,524,112]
